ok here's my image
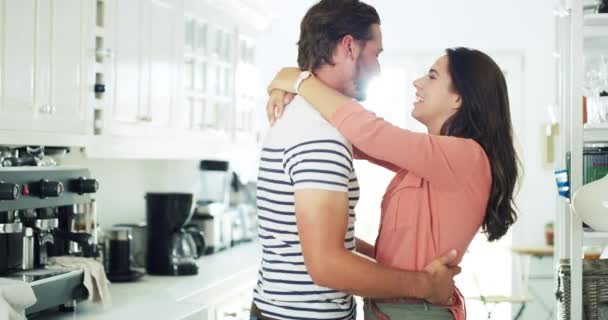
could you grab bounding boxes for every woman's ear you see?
[452,95,463,110]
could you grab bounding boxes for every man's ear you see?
[339,35,359,61]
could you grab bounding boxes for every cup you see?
[554,169,570,198]
[106,227,132,275]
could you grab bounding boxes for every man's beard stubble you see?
[353,56,369,102]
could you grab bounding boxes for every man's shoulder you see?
[265,98,351,152]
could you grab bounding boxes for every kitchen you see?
[0,0,607,319]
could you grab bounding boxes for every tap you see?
[38,231,55,266]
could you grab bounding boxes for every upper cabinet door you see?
[0,0,91,134]
[109,0,146,125]
[0,0,37,126]
[142,0,177,128]
[45,0,90,133]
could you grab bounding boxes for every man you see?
[252,1,459,319]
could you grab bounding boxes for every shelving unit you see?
[583,230,608,247]
[555,2,608,319]
[92,0,111,135]
[584,14,608,38]
[583,123,608,142]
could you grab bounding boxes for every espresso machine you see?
[0,166,99,315]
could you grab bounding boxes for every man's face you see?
[351,24,383,101]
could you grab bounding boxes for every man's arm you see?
[295,189,458,303]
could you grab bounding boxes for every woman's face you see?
[412,55,462,131]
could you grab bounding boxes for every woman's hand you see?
[265,67,301,125]
[266,89,295,125]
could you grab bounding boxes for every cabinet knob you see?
[95,48,114,60]
[0,182,20,200]
[38,180,64,198]
[94,84,106,94]
[72,177,99,195]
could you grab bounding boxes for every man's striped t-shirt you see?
[253,97,360,320]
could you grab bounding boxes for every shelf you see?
[584,14,608,37]
[94,62,105,73]
[583,123,608,142]
[584,14,608,50]
[583,231,608,246]
[94,26,105,37]
[584,229,608,239]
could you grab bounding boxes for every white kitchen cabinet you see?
[0,0,36,127]
[105,0,145,130]
[212,289,253,320]
[142,0,178,129]
[0,0,267,158]
[195,278,255,320]
[0,0,93,136]
[105,0,179,136]
[234,35,262,146]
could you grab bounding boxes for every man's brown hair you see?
[297,0,380,71]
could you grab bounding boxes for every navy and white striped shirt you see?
[254,97,359,320]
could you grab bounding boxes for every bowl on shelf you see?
[571,173,608,232]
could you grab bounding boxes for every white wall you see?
[59,151,201,226]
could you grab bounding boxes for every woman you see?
[264,47,519,319]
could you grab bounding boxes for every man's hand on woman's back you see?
[423,250,461,305]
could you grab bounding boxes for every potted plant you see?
[545,222,554,246]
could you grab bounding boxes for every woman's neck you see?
[426,122,442,135]
[426,112,456,135]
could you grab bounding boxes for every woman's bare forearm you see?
[298,75,353,120]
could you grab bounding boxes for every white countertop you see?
[32,241,261,320]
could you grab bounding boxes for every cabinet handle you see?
[95,48,114,60]
[223,312,237,318]
[39,105,52,114]
[137,116,152,122]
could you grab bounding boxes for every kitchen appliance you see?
[145,192,202,276]
[192,202,231,254]
[192,160,255,254]
[600,0,608,13]
[115,222,147,268]
[183,223,207,258]
[105,226,144,282]
[229,176,257,245]
[198,160,232,206]
[0,166,99,315]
